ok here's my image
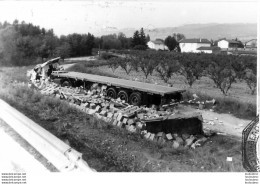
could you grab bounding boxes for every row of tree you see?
[107,51,257,95]
[0,20,153,66]
[0,20,95,66]
[94,28,150,51]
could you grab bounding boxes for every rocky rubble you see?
[29,81,209,150]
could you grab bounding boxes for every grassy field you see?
[0,66,246,172]
[67,60,256,120]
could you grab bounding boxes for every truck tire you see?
[61,80,72,87]
[106,87,117,99]
[129,92,142,106]
[117,90,129,102]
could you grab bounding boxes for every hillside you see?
[96,23,257,42]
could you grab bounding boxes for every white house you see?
[179,38,211,53]
[147,40,168,50]
[217,39,242,49]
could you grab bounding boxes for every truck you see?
[51,71,185,107]
[28,58,204,136]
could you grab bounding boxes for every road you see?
[179,105,252,137]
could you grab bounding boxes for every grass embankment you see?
[67,61,256,120]
[0,66,245,172]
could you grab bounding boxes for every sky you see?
[0,0,258,36]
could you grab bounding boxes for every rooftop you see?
[218,39,240,44]
[150,40,164,44]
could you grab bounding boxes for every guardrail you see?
[0,99,95,172]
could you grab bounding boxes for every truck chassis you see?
[51,71,185,107]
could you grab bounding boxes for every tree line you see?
[0,20,152,66]
[107,51,257,95]
[94,28,150,51]
[0,20,94,66]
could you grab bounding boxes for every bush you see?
[133,45,147,50]
[100,52,117,60]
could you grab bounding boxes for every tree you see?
[156,54,180,83]
[244,68,256,95]
[207,55,236,95]
[134,51,158,79]
[118,32,131,49]
[55,42,71,61]
[118,56,133,75]
[164,36,178,51]
[173,33,185,42]
[65,33,94,57]
[0,26,21,65]
[131,30,140,47]
[108,57,119,73]
[139,27,147,47]
[146,34,150,43]
[230,55,245,81]
[179,54,203,87]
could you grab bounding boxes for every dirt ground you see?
[178,105,251,138]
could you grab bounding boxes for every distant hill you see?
[96,23,257,42]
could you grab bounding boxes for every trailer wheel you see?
[106,87,117,99]
[61,80,72,87]
[129,92,142,106]
[117,90,129,102]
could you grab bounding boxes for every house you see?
[244,39,257,49]
[196,46,221,54]
[179,38,211,53]
[147,39,168,51]
[217,39,243,49]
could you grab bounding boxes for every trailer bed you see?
[52,71,185,96]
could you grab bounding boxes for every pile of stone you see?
[31,81,208,149]
[180,93,216,110]
[141,131,208,149]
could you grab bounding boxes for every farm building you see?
[196,46,221,54]
[147,39,169,51]
[217,39,244,49]
[244,39,257,49]
[179,38,211,53]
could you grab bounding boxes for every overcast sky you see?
[0,0,258,36]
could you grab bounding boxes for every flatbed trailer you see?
[51,71,185,106]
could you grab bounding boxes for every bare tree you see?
[156,58,180,83]
[207,61,236,95]
[118,56,133,75]
[108,57,119,73]
[244,68,256,95]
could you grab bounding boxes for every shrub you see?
[133,45,147,50]
[100,52,117,60]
